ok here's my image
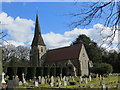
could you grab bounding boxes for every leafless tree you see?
[70,1,120,49]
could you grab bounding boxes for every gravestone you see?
[89,75,92,82]
[22,73,26,84]
[102,84,106,90]
[35,81,39,87]
[1,72,6,84]
[19,81,22,86]
[63,81,67,86]
[38,76,41,83]
[58,81,62,87]
[33,76,36,82]
[50,76,54,87]
[41,77,45,85]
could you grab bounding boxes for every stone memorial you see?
[1,72,6,84]
[89,75,92,82]
[38,76,41,83]
[35,81,39,87]
[22,73,26,84]
[41,77,45,85]
[19,81,23,86]
[14,75,19,87]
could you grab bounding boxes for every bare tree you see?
[16,46,30,61]
[70,1,120,49]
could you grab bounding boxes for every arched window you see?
[41,47,43,52]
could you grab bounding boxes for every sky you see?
[0,2,119,51]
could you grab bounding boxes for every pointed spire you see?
[31,12,45,46]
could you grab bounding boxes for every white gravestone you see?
[89,75,92,82]
[50,76,54,87]
[19,81,22,86]
[1,72,6,84]
[35,81,39,87]
[38,76,41,83]
[41,77,45,85]
[22,73,26,84]
[63,81,67,86]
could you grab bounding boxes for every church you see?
[30,13,92,76]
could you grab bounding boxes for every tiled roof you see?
[46,44,82,62]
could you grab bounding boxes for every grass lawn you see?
[17,75,119,89]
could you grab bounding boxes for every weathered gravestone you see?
[41,77,45,85]
[14,75,19,87]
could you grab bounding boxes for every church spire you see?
[31,12,45,46]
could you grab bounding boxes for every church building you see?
[30,13,92,76]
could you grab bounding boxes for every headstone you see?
[38,76,41,83]
[14,75,19,87]
[58,81,62,87]
[19,81,22,86]
[50,82,54,87]
[89,75,92,82]
[63,81,67,86]
[102,84,106,90]
[33,76,36,82]
[41,77,45,85]
[35,81,39,87]
[96,74,99,80]
[1,72,6,84]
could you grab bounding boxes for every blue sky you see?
[1,2,119,51]
[2,2,97,34]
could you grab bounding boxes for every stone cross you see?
[63,81,67,86]
[1,72,6,84]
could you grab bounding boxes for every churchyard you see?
[1,72,120,89]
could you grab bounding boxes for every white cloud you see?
[3,40,25,47]
[1,12,118,51]
[0,12,34,43]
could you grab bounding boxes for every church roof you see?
[46,44,82,62]
[31,13,45,46]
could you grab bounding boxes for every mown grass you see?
[17,75,119,89]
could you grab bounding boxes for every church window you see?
[83,53,85,57]
[41,47,43,52]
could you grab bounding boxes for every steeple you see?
[31,12,45,46]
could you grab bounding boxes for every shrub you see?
[91,63,113,75]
